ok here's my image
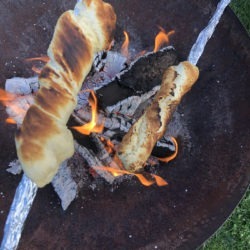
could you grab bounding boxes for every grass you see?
[231,0,250,34]
[201,1,250,249]
[202,189,250,249]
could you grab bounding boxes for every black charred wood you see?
[96,47,178,108]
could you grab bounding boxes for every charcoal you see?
[96,46,178,108]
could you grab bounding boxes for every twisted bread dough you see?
[15,0,116,187]
[117,61,199,172]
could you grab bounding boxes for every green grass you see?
[231,0,250,34]
[201,1,250,249]
[202,189,250,250]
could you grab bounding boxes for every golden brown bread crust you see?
[116,61,199,172]
[15,0,116,187]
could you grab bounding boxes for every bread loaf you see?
[116,61,199,172]
[15,0,116,187]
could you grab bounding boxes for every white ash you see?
[105,85,160,117]
[6,160,22,175]
[156,137,176,152]
[51,160,78,210]
[94,51,127,83]
[76,51,127,110]
[5,159,78,210]
[74,109,133,134]
[98,51,127,82]
[5,76,39,95]
[103,114,133,133]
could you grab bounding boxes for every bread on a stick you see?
[116,61,199,172]
[15,0,116,187]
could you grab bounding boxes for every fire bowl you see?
[0,0,250,249]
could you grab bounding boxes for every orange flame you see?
[5,117,16,124]
[72,90,104,135]
[121,31,130,58]
[154,27,175,52]
[152,174,168,186]
[25,56,50,63]
[0,89,16,103]
[157,137,178,163]
[94,166,168,187]
[25,56,49,75]
[100,137,116,154]
[0,89,26,125]
[31,66,42,75]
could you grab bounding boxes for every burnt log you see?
[96,46,178,108]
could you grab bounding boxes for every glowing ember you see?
[154,27,175,52]
[72,90,104,135]
[157,137,178,163]
[121,31,130,58]
[94,166,168,187]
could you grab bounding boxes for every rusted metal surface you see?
[0,0,249,249]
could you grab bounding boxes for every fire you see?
[100,137,116,154]
[153,27,175,52]
[31,66,42,75]
[0,89,16,102]
[25,56,50,63]
[72,90,104,135]
[93,137,168,186]
[121,31,130,58]
[25,56,49,75]
[157,137,178,163]
[94,166,168,187]
[5,117,16,124]
[0,89,26,125]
